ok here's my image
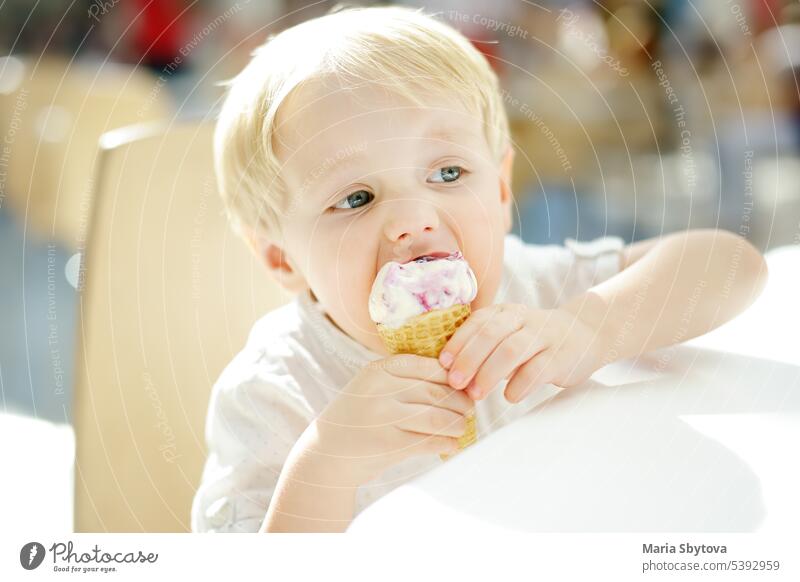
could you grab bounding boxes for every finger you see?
[438,307,496,368]
[446,311,523,389]
[442,304,526,358]
[396,403,468,438]
[504,351,559,403]
[470,330,547,400]
[400,381,475,415]
[379,354,449,384]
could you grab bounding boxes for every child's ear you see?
[499,145,515,233]
[243,230,308,293]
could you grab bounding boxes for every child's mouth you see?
[408,251,461,263]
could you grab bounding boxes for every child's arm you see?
[562,228,768,362]
[259,420,361,533]
[439,229,768,403]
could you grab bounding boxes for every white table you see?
[350,247,800,533]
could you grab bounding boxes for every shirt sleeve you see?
[515,235,625,309]
[191,357,315,533]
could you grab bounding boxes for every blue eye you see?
[428,165,463,183]
[333,189,374,210]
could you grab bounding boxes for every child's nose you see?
[383,200,440,242]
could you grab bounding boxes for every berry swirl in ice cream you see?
[369,252,478,329]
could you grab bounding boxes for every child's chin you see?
[350,324,384,354]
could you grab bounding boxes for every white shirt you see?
[191,234,624,532]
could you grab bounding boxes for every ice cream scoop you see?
[369,252,477,329]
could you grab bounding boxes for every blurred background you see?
[1,0,798,532]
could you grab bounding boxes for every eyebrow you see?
[421,126,468,143]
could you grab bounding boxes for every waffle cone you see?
[377,303,477,459]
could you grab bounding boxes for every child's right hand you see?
[314,354,475,486]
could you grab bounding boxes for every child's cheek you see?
[331,248,372,305]
[463,233,505,309]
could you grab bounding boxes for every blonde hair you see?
[214,5,510,237]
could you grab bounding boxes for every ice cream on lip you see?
[368,251,478,329]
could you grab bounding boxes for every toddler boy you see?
[192,6,767,533]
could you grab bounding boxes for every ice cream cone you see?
[377,303,469,358]
[377,303,477,460]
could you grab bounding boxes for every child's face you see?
[271,78,513,355]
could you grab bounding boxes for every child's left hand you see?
[438,303,606,403]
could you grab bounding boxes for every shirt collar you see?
[296,289,382,369]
